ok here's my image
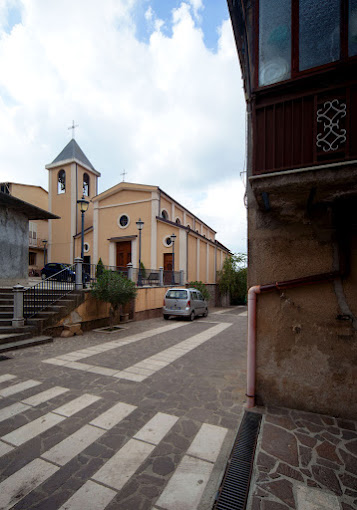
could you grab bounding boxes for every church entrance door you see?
[116,241,131,268]
[163,253,173,285]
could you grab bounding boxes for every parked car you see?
[41,263,76,282]
[163,288,208,321]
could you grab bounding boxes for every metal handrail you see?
[23,264,76,319]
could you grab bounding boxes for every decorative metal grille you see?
[316,99,347,152]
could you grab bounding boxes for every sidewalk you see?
[248,406,357,510]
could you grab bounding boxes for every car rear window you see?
[166,290,188,299]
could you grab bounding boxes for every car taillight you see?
[187,300,191,307]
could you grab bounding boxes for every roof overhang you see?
[45,158,101,177]
[0,192,59,220]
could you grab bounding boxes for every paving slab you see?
[248,406,357,510]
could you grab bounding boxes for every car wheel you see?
[203,308,208,317]
[41,273,46,280]
[163,314,170,320]
[189,311,195,321]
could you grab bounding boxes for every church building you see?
[45,138,231,284]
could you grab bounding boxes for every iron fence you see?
[23,264,76,319]
[83,264,128,285]
[87,263,182,287]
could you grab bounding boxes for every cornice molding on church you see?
[97,198,152,210]
[92,182,157,203]
[45,158,101,177]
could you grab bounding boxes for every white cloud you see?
[0,0,246,253]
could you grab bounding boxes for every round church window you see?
[118,214,130,228]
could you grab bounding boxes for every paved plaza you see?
[1,306,356,510]
[0,307,247,510]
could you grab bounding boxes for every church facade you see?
[44,139,230,284]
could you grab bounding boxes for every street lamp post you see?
[136,218,144,286]
[170,233,177,284]
[77,195,90,260]
[42,239,47,266]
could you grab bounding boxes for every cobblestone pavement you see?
[248,406,357,510]
[0,307,247,510]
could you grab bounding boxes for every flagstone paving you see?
[249,406,357,510]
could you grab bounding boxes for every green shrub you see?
[188,281,210,302]
[96,257,104,278]
[217,253,247,305]
[91,270,137,326]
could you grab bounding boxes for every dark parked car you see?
[41,263,76,282]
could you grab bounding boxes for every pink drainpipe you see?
[247,285,261,408]
[245,271,339,409]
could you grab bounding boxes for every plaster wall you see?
[0,208,28,284]
[160,196,172,220]
[199,239,207,282]
[173,205,184,224]
[48,163,73,263]
[136,286,167,313]
[187,235,197,282]
[249,202,357,419]
[97,200,151,267]
[156,222,180,268]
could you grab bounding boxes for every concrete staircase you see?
[0,288,85,353]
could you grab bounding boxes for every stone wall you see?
[249,197,357,420]
[0,207,28,285]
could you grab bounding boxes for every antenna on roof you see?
[68,120,79,139]
[121,169,127,182]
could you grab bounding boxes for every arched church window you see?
[83,173,90,196]
[161,209,169,220]
[58,169,66,194]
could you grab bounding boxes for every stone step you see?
[0,318,13,327]
[0,325,35,334]
[0,335,53,353]
[0,330,34,345]
[0,306,14,313]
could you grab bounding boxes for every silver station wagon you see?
[163,288,208,321]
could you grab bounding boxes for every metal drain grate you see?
[213,411,262,510]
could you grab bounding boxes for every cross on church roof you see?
[121,169,127,182]
[68,120,79,139]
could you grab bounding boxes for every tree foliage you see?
[217,253,247,305]
[188,281,210,301]
[91,270,137,326]
[96,257,104,278]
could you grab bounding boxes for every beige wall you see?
[49,163,73,263]
[187,234,197,282]
[48,163,98,264]
[136,287,167,313]
[209,245,216,283]
[157,222,180,269]
[160,196,172,220]
[97,196,152,268]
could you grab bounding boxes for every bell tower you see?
[45,138,101,263]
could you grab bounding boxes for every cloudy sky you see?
[0,0,247,254]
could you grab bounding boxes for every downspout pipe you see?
[247,285,261,408]
[246,271,340,409]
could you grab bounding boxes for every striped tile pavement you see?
[0,375,228,510]
[0,310,247,509]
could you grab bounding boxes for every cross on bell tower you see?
[68,120,79,139]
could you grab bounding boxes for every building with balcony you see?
[228,0,357,419]
[0,182,50,276]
